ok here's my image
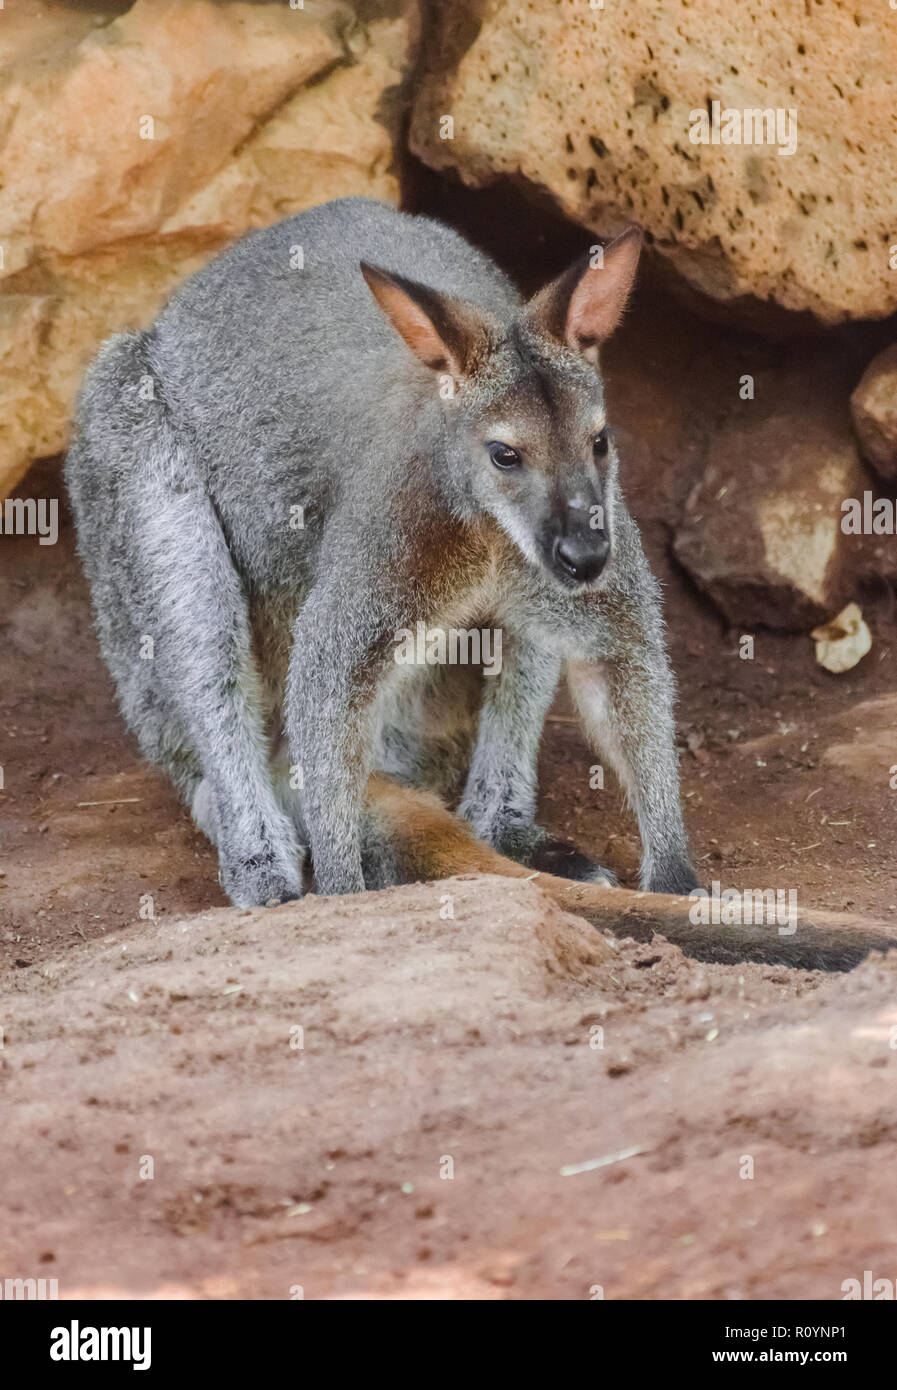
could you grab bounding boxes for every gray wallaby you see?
[66,196,700,910]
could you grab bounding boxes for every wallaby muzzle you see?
[542,487,611,586]
[552,527,610,585]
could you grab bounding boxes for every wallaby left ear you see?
[360,262,496,379]
[526,225,642,363]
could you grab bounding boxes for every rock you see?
[0,0,416,499]
[839,484,897,588]
[811,603,871,674]
[673,375,870,631]
[851,345,897,480]
[410,1,897,324]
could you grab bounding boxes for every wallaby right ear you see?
[360,262,494,379]
[526,225,642,363]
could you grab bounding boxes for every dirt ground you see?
[2,197,897,1298]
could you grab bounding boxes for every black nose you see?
[554,531,610,584]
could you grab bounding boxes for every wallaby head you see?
[361,225,642,589]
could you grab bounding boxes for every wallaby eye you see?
[593,428,609,459]
[487,441,521,470]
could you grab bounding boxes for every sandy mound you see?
[3,872,897,1300]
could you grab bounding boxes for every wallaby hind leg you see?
[131,485,305,907]
[67,333,305,907]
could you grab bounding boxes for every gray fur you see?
[66,196,697,905]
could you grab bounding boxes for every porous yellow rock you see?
[411,0,897,323]
[0,0,415,498]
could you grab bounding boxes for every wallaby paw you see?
[465,814,546,864]
[648,862,701,896]
[219,853,304,908]
[528,836,618,886]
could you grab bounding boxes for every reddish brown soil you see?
[2,246,897,1299]
[3,872,897,1301]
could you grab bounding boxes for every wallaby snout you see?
[539,473,612,587]
[552,527,610,586]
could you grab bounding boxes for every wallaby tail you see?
[365,774,897,972]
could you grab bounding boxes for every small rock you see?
[674,376,870,630]
[810,603,871,674]
[851,344,897,479]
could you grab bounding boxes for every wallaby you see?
[65,196,897,971]
[68,196,698,910]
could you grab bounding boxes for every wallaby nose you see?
[554,531,610,584]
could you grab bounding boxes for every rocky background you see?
[0,0,412,499]
[3,0,897,636]
[4,0,897,1302]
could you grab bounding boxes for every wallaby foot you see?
[469,816,618,886]
[649,859,701,896]
[528,836,618,886]
[192,773,305,907]
[220,851,305,909]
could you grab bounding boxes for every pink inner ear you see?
[362,264,463,374]
[566,232,641,349]
[377,281,453,370]
[566,269,621,348]
[400,306,453,371]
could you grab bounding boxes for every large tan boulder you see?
[673,369,872,631]
[0,0,416,499]
[410,1,897,325]
[851,344,897,481]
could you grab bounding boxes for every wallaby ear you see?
[360,262,493,378]
[526,225,642,362]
